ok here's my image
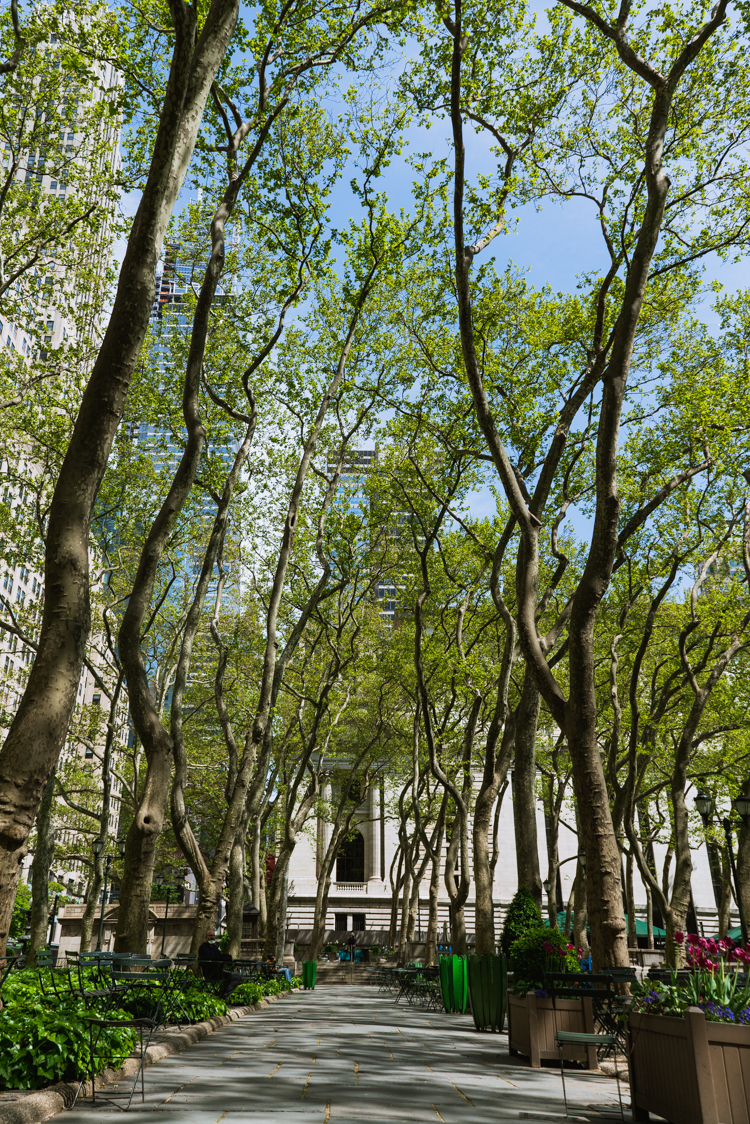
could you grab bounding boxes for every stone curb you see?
[0,989,300,1124]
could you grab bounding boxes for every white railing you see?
[333,882,367,893]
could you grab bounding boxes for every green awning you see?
[550,911,666,937]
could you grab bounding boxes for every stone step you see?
[313,963,373,985]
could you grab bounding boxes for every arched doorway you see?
[336,831,365,883]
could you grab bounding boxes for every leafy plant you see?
[633,964,750,1024]
[230,975,298,1006]
[500,888,542,958]
[9,882,31,940]
[508,926,580,996]
[0,997,137,1090]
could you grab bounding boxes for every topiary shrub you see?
[500,887,542,958]
[507,925,580,995]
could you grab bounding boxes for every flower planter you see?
[628,1007,750,1124]
[507,991,598,1069]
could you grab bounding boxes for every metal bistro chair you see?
[36,951,77,1001]
[79,957,175,1111]
[544,971,625,1122]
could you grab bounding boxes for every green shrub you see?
[508,926,580,995]
[0,997,137,1090]
[165,985,227,1023]
[9,882,31,940]
[230,975,299,1006]
[500,887,542,958]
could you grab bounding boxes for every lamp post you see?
[695,791,749,945]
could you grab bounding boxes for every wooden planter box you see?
[507,990,597,1069]
[628,1007,750,1124]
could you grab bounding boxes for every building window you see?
[335,913,348,932]
[351,914,366,932]
[336,831,365,883]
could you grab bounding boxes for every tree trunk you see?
[26,770,56,965]
[625,852,637,951]
[389,845,404,950]
[544,776,561,926]
[513,671,542,909]
[573,859,589,958]
[0,4,240,950]
[424,819,444,965]
[645,885,654,949]
[719,847,732,939]
[735,778,750,926]
[275,861,289,964]
[79,855,103,955]
[114,816,162,954]
[226,824,246,960]
[114,741,171,953]
[249,816,267,939]
[0,847,25,953]
[397,862,411,965]
[564,880,574,938]
[264,846,292,960]
[310,867,333,962]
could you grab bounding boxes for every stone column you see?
[369,784,382,885]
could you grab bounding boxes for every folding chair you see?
[36,951,76,1001]
[544,971,625,1122]
[78,958,175,1111]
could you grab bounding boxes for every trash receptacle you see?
[302,960,317,989]
[439,954,467,1013]
[467,952,507,1031]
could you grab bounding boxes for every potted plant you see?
[507,926,597,1068]
[628,933,750,1124]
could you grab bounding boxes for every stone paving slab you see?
[56,987,628,1124]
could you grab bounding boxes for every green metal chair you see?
[544,972,625,1121]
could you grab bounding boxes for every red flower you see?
[674,931,685,945]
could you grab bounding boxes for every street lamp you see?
[695,791,713,824]
[92,838,112,952]
[694,791,748,944]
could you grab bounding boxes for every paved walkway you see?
[61,987,626,1124]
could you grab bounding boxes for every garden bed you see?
[508,991,598,1069]
[628,1006,750,1124]
[0,988,300,1124]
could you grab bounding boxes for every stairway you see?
[314,961,372,985]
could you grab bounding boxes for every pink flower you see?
[674,931,685,945]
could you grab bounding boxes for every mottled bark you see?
[26,770,56,965]
[424,816,444,966]
[573,860,589,958]
[512,670,542,909]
